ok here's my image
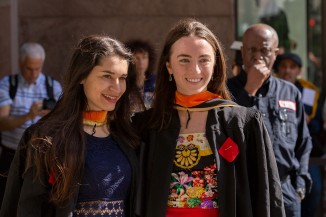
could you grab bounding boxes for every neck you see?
[175,90,221,129]
[178,110,207,133]
[83,110,108,136]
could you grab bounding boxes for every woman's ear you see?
[166,61,172,75]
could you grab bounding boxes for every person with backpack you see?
[0,42,62,206]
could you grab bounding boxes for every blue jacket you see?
[228,70,312,192]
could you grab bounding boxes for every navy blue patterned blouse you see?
[73,133,132,217]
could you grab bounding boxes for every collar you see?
[19,72,44,86]
[175,91,222,108]
[294,80,303,92]
[174,97,239,112]
[174,97,239,129]
[83,111,108,126]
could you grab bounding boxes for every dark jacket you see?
[228,71,312,192]
[134,99,285,217]
[0,125,138,217]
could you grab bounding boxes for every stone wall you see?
[1,0,236,81]
[0,2,11,78]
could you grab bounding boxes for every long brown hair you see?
[150,18,231,130]
[25,35,138,205]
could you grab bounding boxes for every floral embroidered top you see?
[167,133,218,210]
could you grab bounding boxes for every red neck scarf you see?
[175,91,221,107]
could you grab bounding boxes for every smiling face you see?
[166,35,215,95]
[81,55,128,111]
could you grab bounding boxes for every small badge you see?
[278,100,296,111]
[218,137,239,162]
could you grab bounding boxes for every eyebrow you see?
[176,54,212,58]
[102,70,128,77]
[177,54,191,58]
[199,54,212,58]
[102,70,114,74]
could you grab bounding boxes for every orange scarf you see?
[175,91,221,107]
[82,110,108,126]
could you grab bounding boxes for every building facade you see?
[0,0,236,81]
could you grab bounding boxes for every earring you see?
[169,74,173,81]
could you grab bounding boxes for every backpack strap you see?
[9,74,55,100]
[45,75,54,99]
[9,74,19,100]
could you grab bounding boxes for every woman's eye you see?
[120,76,127,80]
[179,59,190,63]
[200,58,211,63]
[103,74,111,79]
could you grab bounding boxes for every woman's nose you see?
[191,62,201,74]
[109,79,121,93]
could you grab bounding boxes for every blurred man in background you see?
[228,24,312,217]
[0,42,62,206]
[276,52,324,217]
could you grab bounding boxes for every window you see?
[236,0,322,84]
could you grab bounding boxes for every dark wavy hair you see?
[150,18,231,130]
[25,35,138,205]
[125,39,156,79]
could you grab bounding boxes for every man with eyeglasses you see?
[227,24,312,217]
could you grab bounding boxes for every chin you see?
[106,107,116,112]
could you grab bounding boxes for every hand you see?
[39,109,51,117]
[296,188,305,200]
[28,101,43,119]
[305,112,311,124]
[244,62,270,96]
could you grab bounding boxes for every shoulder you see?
[227,74,239,82]
[22,124,38,140]
[211,101,262,127]
[132,109,152,126]
[272,77,301,96]
[147,73,156,81]
[227,74,241,85]
[44,75,62,98]
[0,75,10,82]
[43,74,60,84]
[273,76,297,90]
[15,124,38,153]
[227,74,245,93]
[52,79,62,90]
[297,78,319,92]
[218,103,260,118]
[0,76,12,105]
[0,75,10,90]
